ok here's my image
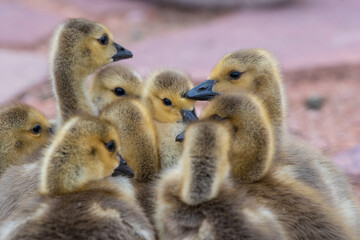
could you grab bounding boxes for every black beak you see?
[181,109,199,123]
[112,42,133,62]
[112,154,134,178]
[175,131,184,142]
[184,80,218,100]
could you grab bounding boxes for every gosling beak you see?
[184,80,218,100]
[112,42,133,62]
[175,131,184,142]
[112,154,134,178]
[176,110,198,142]
[181,109,198,123]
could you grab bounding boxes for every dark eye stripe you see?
[113,87,126,96]
[229,71,242,80]
[31,124,42,134]
[162,98,172,106]
[98,34,109,45]
[105,140,116,152]
[211,114,223,121]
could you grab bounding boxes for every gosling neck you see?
[132,126,159,182]
[134,150,159,183]
[261,83,284,127]
[231,116,275,183]
[53,68,97,126]
[136,122,159,182]
[51,56,97,127]
[257,75,286,144]
[180,129,230,205]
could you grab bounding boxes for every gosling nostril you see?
[198,82,209,92]
[198,87,206,91]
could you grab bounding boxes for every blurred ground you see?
[1,0,360,202]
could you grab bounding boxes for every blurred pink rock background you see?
[1,0,359,202]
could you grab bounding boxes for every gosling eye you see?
[210,114,223,121]
[113,87,126,96]
[229,71,242,80]
[162,98,172,106]
[105,140,116,153]
[98,34,109,45]
[31,124,42,135]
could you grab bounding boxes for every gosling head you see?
[39,115,134,195]
[180,121,231,205]
[200,92,275,183]
[0,105,52,175]
[49,18,132,79]
[89,64,142,110]
[185,49,284,127]
[142,69,197,123]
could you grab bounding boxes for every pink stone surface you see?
[285,66,360,157]
[62,0,155,17]
[125,0,360,80]
[0,1,61,48]
[333,145,360,177]
[0,50,47,103]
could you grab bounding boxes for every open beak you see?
[112,154,134,178]
[184,80,218,100]
[112,42,133,62]
[175,131,184,142]
[181,109,198,123]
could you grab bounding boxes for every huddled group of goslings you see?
[0,18,358,240]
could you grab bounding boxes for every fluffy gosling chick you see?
[155,121,288,240]
[49,18,132,128]
[89,64,142,110]
[0,116,155,240]
[0,105,51,176]
[0,18,132,222]
[198,93,353,240]
[185,48,360,233]
[201,92,273,183]
[100,98,160,217]
[142,69,197,169]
